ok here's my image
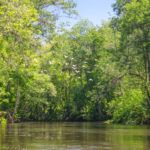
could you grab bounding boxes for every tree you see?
[113,0,150,106]
[0,0,76,121]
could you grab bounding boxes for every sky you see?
[73,0,116,25]
[59,0,116,28]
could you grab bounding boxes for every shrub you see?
[108,89,146,124]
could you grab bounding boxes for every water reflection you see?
[0,122,150,150]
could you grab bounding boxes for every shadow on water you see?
[0,122,150,150]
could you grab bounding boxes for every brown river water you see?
[0,122,150,150]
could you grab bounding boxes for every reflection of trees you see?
[0,124,31,149]
[0,125,7,148]
[144,129,150,150]
[0,123,150,150]
[0,123,106,149]
[104,126,150,150]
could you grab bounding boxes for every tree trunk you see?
[144,48,150,107]
[13,80,20,118]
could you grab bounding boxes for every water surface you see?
[0,122,150,150]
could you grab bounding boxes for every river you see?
[0,122,150,150]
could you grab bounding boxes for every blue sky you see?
[73,0,116,25]
[58,0,116,28]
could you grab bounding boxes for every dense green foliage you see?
[0,0,150,124]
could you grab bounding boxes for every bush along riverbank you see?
[0,112,7,126]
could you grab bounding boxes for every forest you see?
[0,0,150,125]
